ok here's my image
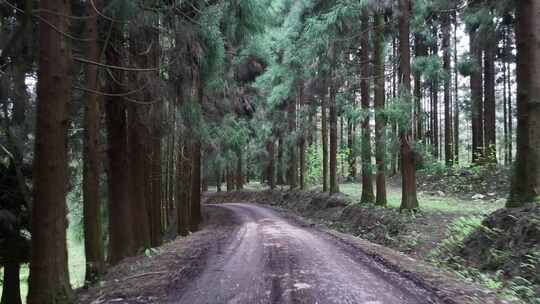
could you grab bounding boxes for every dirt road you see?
[170,203,441,304]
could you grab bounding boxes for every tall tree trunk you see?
[191,140,201,230]
[105,26,135,265]
[82,0,104,283]
[508,59,513,164]
[442,13,453,167]
[266,138,275,189]
[430,26,439,160]
[503,30,509,165]
[287,97,297,188]
[277,135,285,185]
[453,15,460,164]
[235,149,243,190]
[508,0,540,207]
[321,94,329,192]
[128,105,151,250]
[398,0,419,210]
[347,116,356,180]
[298,86,306,190]
[470,27,484,164]
[329,55,339,194]
[28,0,73,301]
[360,11,374,203]
[414,35,427,140]
[484,24,497,163]
[374,13,387,207]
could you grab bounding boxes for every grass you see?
[208,181,505,215]
[338,183,505,215]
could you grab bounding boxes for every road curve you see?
[171,203,440,304]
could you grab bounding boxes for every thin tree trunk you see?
[347,116,356,180]
[321,94,329,192]
[442,13,453,166]
[287,96,297,188]
[28,0,73,301]
[453,15,460,164]
[82,0,104,283]
[329,50,339,194]
[266,138,275,189]
[431,26,439,160]
[508,0,540,207]
[360,11,374,203]
[374,13,387,207]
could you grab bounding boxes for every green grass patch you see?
[339,183,504,215]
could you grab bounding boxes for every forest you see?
[0,0,539,303]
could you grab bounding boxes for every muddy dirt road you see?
[170,203,441,304]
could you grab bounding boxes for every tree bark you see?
[329,63,340,194]
[266,138,275,189]
[442,13,453,167]
[430,25,439,160]
[508,0,540,207]
[484,23,497,163]
[82,0,104,283]
[374,13,387,207]
[453,14,460,164]
[128,104,151,250]
[360,11,374,204]
[414,35,427,141]
[321,93,329,192]
[105,25,135,264]
[398,0,419,210]
[28,0,74,301]
[470,27,484,164]
[287,96,298,188]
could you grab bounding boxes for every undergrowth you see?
[429,216,540,303]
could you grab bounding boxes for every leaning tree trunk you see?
[27,0,73,302]
[398,0,419,210]
[82,0,104,283]
[360,11,374,204]
[508,0,540,207]
[374,13,388,207]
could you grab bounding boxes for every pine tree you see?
[27,0,74,302]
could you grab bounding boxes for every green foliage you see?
[306,144,322,185]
